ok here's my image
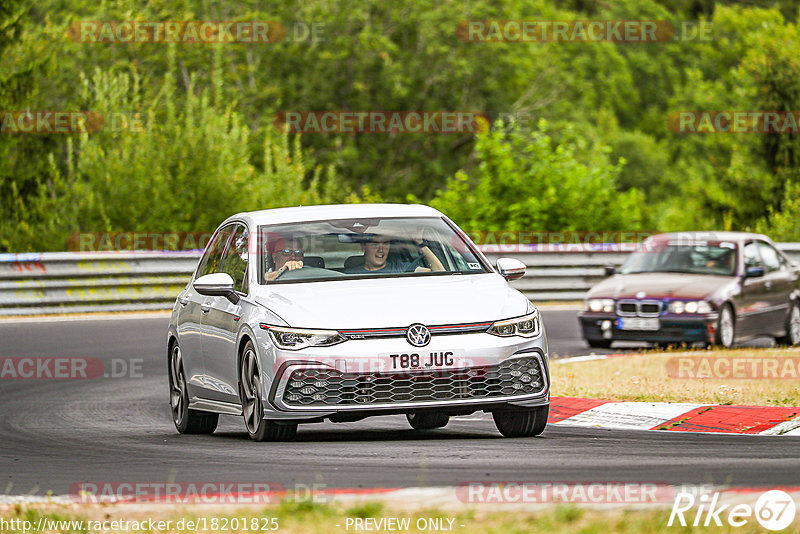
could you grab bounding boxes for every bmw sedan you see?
[579,232,800,349]
[167,204,550,441]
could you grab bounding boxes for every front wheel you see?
[406,412,449,430]
[239,341,297,441]
[168,343,218,434]
[715,304,736,348]
[776,302,800,347]
[492,405,549,437]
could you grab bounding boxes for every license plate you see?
[384,350,466,370]
[617,317,660,331]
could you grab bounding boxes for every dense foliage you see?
[1,0,798,251]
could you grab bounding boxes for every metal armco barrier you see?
[1,244,799,315]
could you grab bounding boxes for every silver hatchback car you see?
[167,204,550,441]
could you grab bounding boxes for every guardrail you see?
[1,244,799,315]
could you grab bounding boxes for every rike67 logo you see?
[669,490,796,531]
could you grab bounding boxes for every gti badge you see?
[406,324,431,347]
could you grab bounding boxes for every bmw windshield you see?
[258,216,488,283]
[620,242,738,276]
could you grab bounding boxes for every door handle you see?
[200,304,211,313]
[765,281,772,290]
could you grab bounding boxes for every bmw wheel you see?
[492,405,549,437]
[406,412,449,430]
[169,343,218,434]
[715,304,736,348]
[239,341,297,442]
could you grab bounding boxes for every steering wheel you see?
[404,254,426,272]
[274,265,302,280]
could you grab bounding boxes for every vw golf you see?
[167,204,549,441]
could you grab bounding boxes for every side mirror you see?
[604,265,616,276]
[194,273,240,304]
[745,266,765,278]
[496,257,526,281]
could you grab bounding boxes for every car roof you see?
[222,203,444,227]
[645,231,773,245]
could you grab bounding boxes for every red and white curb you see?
[550,353,800,435]
[548,397,800,435]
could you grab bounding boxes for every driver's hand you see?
[284,260,303,271]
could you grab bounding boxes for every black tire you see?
[406,412,449,430]
[714,304,736,348]
[492,405,549,437]
[776,301,800,347]
[239,340,297,442]
[587,338,612,349]
[168,342,218,434]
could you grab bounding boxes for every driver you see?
[345,233,445,274]
[265,238,304,281]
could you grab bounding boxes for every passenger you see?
[265,238,304,281]
[346,233,445,274]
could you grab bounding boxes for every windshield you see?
[620,242,738,276]
[257,216,487,284]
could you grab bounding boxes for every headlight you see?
[260,324,347,350]
[586,298,615,313]
[667,301,712,314]
[487,311,541,338]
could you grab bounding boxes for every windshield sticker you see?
[467,262,481,269]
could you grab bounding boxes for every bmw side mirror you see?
[604,265,616,276]
[745,266,765,278]
[194,273,240,304]
[496,258,526,281]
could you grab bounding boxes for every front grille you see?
[281,356,545,407]
[617,300,663,317]
[640,303,661,314]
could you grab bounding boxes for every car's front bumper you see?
[256,331,550,421]
[578,312,718,344]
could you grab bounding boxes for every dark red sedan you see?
[579,232,800,348]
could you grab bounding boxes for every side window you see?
[222,225,249,293]
[197,225,235,278]
[742,241,762,270]
[757,241,782,272]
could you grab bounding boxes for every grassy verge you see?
[1,500,788,534]
[551,347,800,406]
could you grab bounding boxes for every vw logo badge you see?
[406,324,431,347]
[636,291,646,299]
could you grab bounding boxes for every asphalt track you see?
[0,310,797,497]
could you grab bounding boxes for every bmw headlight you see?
[586,298,615,313]
[260,324,346,350]
[667,301,712,314]
[487,310,541,338]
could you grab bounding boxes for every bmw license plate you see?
[617,317,660,331]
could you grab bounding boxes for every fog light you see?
[510,369,522,377]
[312,393,326,401]
[519,374,532,383]
[512,383,525,390]
[314,380,329,387]
[286,394,301,401]
[290,381,304,388]
[300,386,316,395]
